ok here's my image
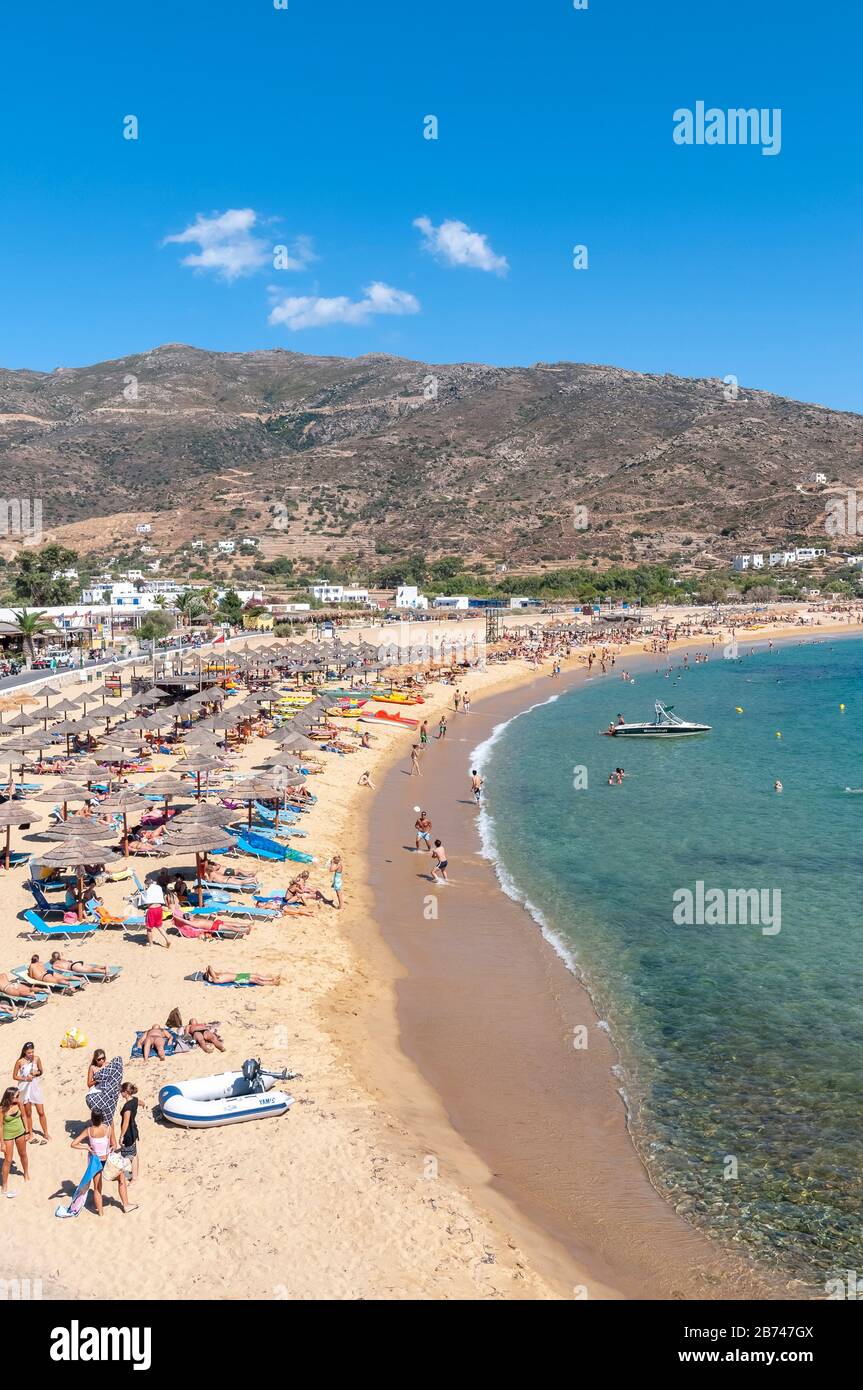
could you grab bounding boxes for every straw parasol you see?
[36,837,121,918]
[274,731,319,753]
[97,789,150,855]
[2,709,40,731]
[178,755,225,800]
[31,781,91,820]
[0,800,41,869]
[159,822,237,905]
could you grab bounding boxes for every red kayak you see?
[361,710,420,730]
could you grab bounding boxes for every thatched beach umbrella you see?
[179,755,224,801]
[0,800,42,869]
[31,781,91,820]
[36,837,121,919]
[160,822,237,906]
[97,789,149,856]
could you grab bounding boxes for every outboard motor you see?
[242,1058,262,1091]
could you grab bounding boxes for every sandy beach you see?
[0,605,859,1301]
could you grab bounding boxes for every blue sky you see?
[1,0,860,410]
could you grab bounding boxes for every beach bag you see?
[103,1150,131,1182]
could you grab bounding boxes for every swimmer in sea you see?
[774,780,783,792]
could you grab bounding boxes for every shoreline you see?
[360,627,858,1299]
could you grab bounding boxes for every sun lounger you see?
[12,965,86,995]
[0,987,50,1011]
[49,961,121,984]
[200,878,260,894]
[27,881,69,919]
[86,898,145,935]
[234,829,314,864]
[0,1010,13,1024]
[170,910,249,941]
[23,909,97,942]
[2,852,30,869]
[199,896,277,920]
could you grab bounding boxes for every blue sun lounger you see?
[199,895,278,919]
[23,909,97,942]
[27,881,69,919]
[235,830,313,864]
[12,964,86,994]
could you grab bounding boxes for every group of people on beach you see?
[1,1041,140,1213]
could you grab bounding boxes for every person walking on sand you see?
[13,1042,49,1144]
[437,714,448,740]
[1,1086,30,1197]
[329,854,344,910]
[414,809,432,852]
[419,719,429,748]
[453,690,461,713]
[431,839,449,884]
[119,1082,140,1183]
[68,1109,137,1216]
[409,744,422,776]
[144,899,170,949]
[470,769,484,805]
[463,691,471,715]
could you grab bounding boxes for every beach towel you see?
[55,1151,103,1218]
[130,1029,181,1059]
[85,1055,124,1120]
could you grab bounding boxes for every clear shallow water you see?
[476,638,863,1287]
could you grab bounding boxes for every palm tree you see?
[153,595,169,610]
[11,608,54,665]
[177,591,206,627]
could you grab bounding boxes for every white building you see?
[433,595,470,610]
[191,540,205,550]
[51,568,79,581]
[240,537,260,548]
[217,540,236,554]
[794,547,826,562]
[508,596,534,609]
[732,554,765,572]
[80,581,160,611]
[768,552,797,567]
[395,585,429,610]
[809,472,827,485]
[135,522,152,534]
[308,583,370,605]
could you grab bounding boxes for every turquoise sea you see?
[474,636,863,1288]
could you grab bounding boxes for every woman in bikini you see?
[1,1086,30,1197]
[167,1009,224,1054]
[139,1026,173,1061]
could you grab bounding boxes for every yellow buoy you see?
[776,732,782,738]
[840,704,845,712]
[735,706,743,713]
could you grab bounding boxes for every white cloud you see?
[268,281,420,331]
[413,215,508,274]
[164,209,315,282]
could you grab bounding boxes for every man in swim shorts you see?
[415,810,432,852]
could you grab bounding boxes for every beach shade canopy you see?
[42,818,117,841]
[46,695,84,713]
[178,755,225,800]
[160,822,238,904]
[275,731,319,752]
[30,783,91,820]
[0,800,42,868]
[130,687,164,706]
[37,837,121,918]
[141,774,187,798]
[1,709,40,730]
[98,789,150,854]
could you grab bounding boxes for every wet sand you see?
[369,661,784,1299]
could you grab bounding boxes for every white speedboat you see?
[607,702,711,737]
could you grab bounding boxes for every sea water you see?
[474,637,863,1289]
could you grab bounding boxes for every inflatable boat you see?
[361,709,420,729]
[159,1060,294,1128]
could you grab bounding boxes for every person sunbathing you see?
[204,964,281,986]
[49,952,111,980]
[286,871,324,904]
[28,954,85,987]
[140,1024,173,1061]
[185,1017,226,1053]
[201,858,255,886]
[0,972,42,998]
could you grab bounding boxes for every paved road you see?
[0,638,234,696]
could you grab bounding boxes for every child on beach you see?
[329,854,344,910]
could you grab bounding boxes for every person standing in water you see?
[415,810,433,852]
[431,839,449,884]
[470,770,484,805]
[437,715,448,740]
[329,854,344,910]
[419,720,429,748]
[409,745,422,776]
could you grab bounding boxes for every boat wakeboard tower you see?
[607,701,711,737]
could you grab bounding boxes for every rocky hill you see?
[1,344,860,571]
